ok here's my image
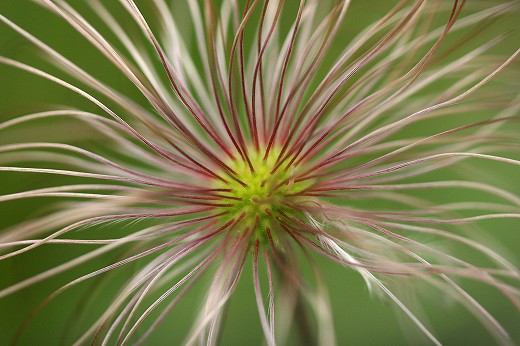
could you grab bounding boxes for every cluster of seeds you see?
[214,147,312,242]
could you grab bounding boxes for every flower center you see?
[214,147,310,241]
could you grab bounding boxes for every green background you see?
[0,1,519,345]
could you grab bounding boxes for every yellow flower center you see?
[215,147,311,241]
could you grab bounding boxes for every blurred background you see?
[0,0,519,345]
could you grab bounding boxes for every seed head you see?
[214,146,311,242]
[0,0,519,345]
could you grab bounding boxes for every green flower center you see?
[215,147,311,241]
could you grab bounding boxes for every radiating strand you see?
[380,221,520,280]
[363,222,519,296]
[324,48,520,172]
[310,180,520,207]
[0,142,191,186]
[0,205,213,261]
[113,240,215,345]
[0,12,170,135]
[0,109,212,177]
[205,221,255,345]
[0,184,139,203]
[114,252,217,346]
[272,0,351,153]
[251,0,284,147]
[201,0,253,165]
[184,227,250,345]
[48,0,238,177]
[253,240,276,346]
[363,223,514,344]
[282,0,469,173]
[299,116,518,182]
[295,36,510,171]
[0,56,230,182]
[227,0,260,158]
[319,152,520,188]
[72,223,229,345]
[37,0,205,148]
[120,0,234,159]
[328,222,520,289]
[263,0,305,160]
[313,232,443,345]
[264,249,275,344]
[273,0,429,171]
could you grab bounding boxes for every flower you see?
[1,0,519,345]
